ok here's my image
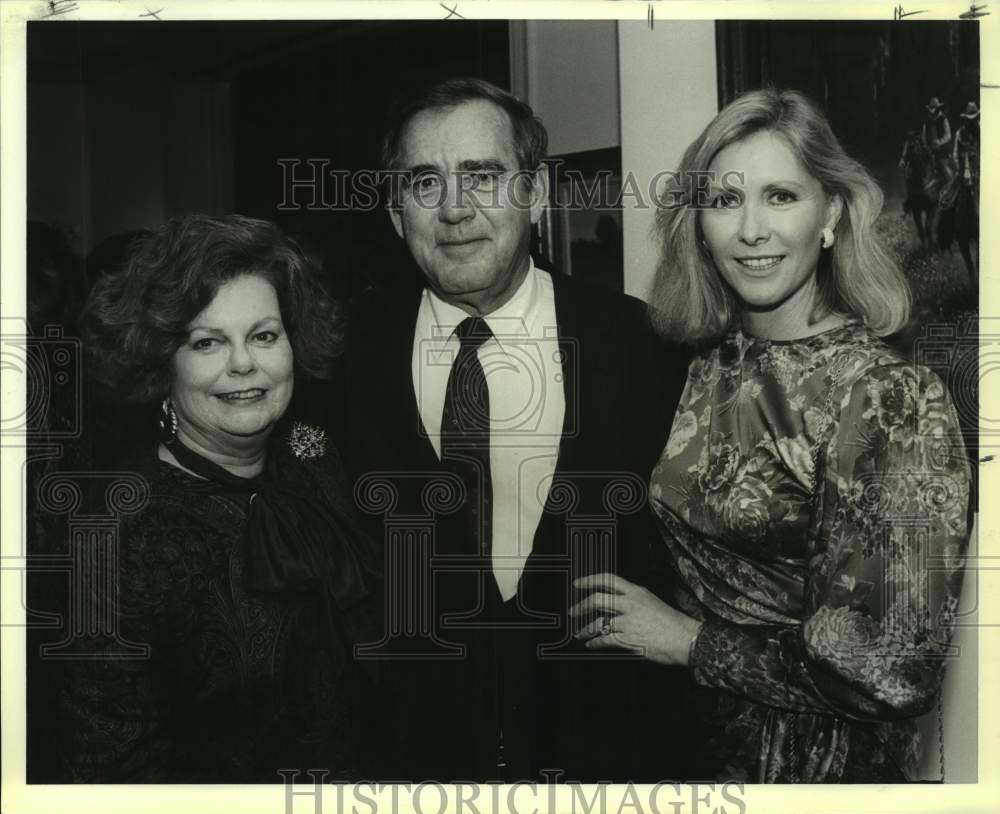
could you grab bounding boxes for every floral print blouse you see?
[650,323,970,782]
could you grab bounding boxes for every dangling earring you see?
[158,397,178,444]
[821,228,835,249]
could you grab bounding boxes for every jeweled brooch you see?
[287,421,327,460]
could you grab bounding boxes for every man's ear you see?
[388,203,405,239]
[528,164,549,226]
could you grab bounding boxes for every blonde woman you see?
[573,89,971,783]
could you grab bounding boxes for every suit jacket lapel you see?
[527,273,585,561]
[364,285,440,472]
[549,272,584,473]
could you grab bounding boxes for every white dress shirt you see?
[412,261,566,600]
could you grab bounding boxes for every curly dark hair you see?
[82,214,344,404]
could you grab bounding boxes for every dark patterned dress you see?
[52,428,382,782]
[650,323,970,782]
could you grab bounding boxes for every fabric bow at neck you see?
[166,438,377,610]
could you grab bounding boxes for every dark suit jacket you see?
[331,268,691,782]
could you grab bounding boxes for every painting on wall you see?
[715,19,979,476]
[535,147,624,293]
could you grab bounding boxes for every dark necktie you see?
[440,316,493,556]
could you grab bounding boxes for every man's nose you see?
[437,173,475,224]
[737,200,769,245]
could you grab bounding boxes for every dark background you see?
[28,20,511,305]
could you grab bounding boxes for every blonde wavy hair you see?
[651,87,910,343]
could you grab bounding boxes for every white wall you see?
[512,20,717,299]
[618,21,718,302]
[917,516,979,782]
[510,20,620,156]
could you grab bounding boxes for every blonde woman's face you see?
[699,131,841,332]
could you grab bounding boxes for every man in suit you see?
[336,77,690,782]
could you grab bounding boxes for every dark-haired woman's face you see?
[700,131,841,333]
[170,274,294,458]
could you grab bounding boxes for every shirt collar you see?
[425,258,538,350]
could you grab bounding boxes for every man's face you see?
[388,99,547,316]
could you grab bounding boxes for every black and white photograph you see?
[2,2,993,812]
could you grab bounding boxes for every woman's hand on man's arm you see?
[569,572,703,667]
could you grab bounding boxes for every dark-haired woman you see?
[572,89,970,782]
[55,214,381,782]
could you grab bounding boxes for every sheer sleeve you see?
[689,362,971,720]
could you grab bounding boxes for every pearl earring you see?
[821,228,835,249]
